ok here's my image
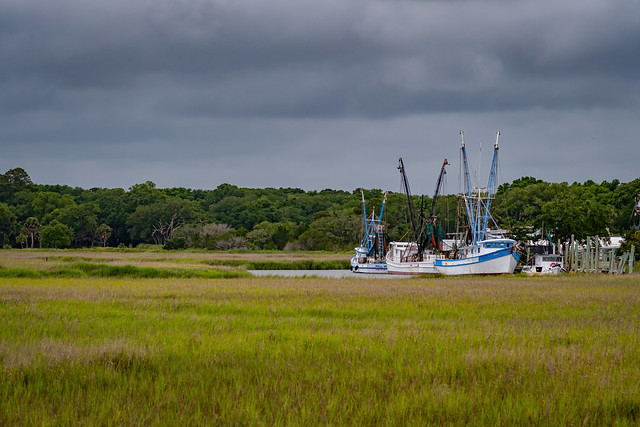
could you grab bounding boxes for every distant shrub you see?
[136,244,163,250]
[164,237,187,250]
[41,220,74,249]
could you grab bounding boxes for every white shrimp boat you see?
[351,190,388,273]
[385,158,449,275]
[386,241,443,275]
[435,238,519,275]
[433,131,519,276]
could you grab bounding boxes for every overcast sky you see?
[1,0,639,194]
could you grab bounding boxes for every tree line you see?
[0,168,639,254]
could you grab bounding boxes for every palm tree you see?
[23,217,40,249]
[96,224,112,247]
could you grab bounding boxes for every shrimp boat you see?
[433,131,519,275]
[351,190,388,273]
[386,158,449,275]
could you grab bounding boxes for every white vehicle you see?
[521,253,564,274]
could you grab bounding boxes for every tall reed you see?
[1,274,639,424]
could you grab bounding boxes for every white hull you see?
[385,241,443,275]
[435,241,519,276]
[350,261,388,274]
[351,250,387,274]
[386,255,440,275]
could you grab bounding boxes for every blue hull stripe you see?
[435,249,519,267]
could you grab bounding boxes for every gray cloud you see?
[0,0,638,191]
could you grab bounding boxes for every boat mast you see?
[417,158,448,254]
[398,158,419,242]
[378,191,387,222]
[479,131,500,241]
[460,131,476,244]
[376,192,388,256]
[359,189,388,257]
[359,189,369,250]
[429,158,449,220]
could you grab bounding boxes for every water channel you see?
[248,270,410,279]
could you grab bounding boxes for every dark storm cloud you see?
[3,0,638,118]
[0,0,639,190]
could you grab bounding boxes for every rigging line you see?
[458,146,462,195]
[398,167,413,240]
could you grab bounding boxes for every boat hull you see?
[386,256,439,275]
[350,257,388,274]
[435,249,519,275]
[384,241,444,275]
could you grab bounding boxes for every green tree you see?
[0,202,17,246]
[87,188,131,246]
[16,231,27,249]
[128,181,165,207]
[297,210,360,251]
[272,223,292,250]
[539,185,615,243]
[127,198,200,245]
[247,221,293,250]
[41,221,74,248]
[1,167,33,187]
[618,229,640,261]
[45,203,100,247]
[96,224,112,247]
[0,168,34,207]
[23,217,40,249]
[31,192,75,220]
[173,222,236,249]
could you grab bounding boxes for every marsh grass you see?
[0,249,351,275]
[1,273,640,424]
[0,263,250,279]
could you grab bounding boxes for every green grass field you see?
[1,251,639,425]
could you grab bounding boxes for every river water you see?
[248,270,409,279]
